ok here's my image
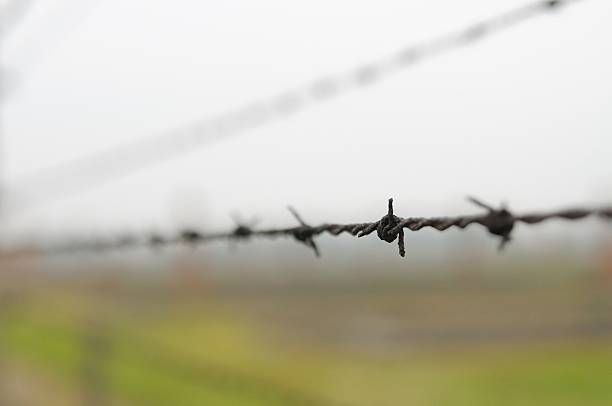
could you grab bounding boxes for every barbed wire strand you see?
[1,0,103,102]
[17,197,612,258]
[0,0,35,40]
[6,0,586,211]
[1,0,36,224]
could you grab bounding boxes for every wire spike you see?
[288,206,307,226]
[467,196,496,211]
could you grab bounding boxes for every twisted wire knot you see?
[377,198,406,257]
[229,213,258,240]
[232,225,253,239]
[148,233,167,250]
[484,208,514,239]
[468,197,515,250]
[180,229,203,245]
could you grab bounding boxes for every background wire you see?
[5,0,584,213]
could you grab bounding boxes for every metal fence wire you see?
[7,0,586,209]
[31,197,612,258]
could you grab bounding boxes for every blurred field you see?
[1,258,612,405]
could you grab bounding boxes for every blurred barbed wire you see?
[0,0,35,40]
[1,0,102,220]
[0,0,36,220]
[6,0,586,212]
[10,196,610,259]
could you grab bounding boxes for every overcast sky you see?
[1,0,610,246]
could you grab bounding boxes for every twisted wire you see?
[23,197,612,258]
[7,0,586,210]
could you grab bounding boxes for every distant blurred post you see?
[80,318,112,406]
[0,292,6,405]
[0,282,17,405]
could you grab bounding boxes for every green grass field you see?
[2,274,612,406]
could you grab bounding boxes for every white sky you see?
[1,0,611,243]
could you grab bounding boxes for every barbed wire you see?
[6,0,586,211]
[20,197,612,258]
[1,0,102,102]
[0,0,35,40]
[0,0,35,220]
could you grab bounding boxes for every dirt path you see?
[0,360,83,406]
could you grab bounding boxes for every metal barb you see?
[376,198,405,257]
[149,234,165,247]
[179,229,202,245]
[232,225,253,239]
[467,196,495,212]
[468,196,515,250]
[230,213,256,240]
[288,206,320,257]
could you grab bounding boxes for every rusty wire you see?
[7,0,586,211]
[33,197,612,258]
